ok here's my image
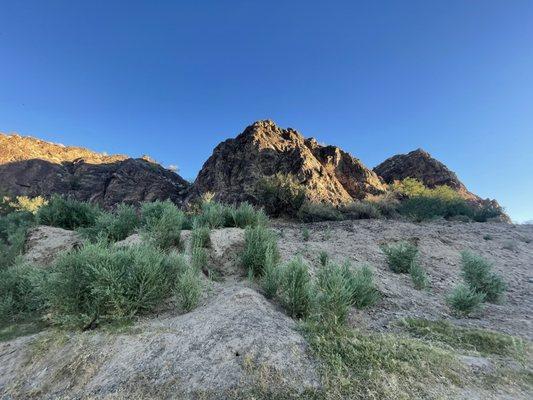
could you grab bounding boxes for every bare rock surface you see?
[191,120,385,205]
[23,225,82,267]
[0,284,319,399]
[0,132,190,209]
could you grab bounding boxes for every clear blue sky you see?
[1,1,532,222]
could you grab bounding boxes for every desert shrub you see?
[278,258,314,319]
[460,251,506,303]
[297,201,342,222]
[242,225,279,277]
[472,201,506,222]
[82,204,140,242]
[191,223,211,249]
[231,202,268,228]
[343,263,380,309]
[302,227,310,241]
[141,200,184,250]
[191,242,208,271]
[260,249,281,299]
[381,241,419,273]
[196,201,234,228]
[44,242,177,327]
[398,195,472,222]
[446,284,485,316]
[318,251,329,267]
[10,196,48,214]
[0,262,45,323]
[392,177,428,197]
[367,194,400,219]
[255,173,306,217]
[409,262,429,290]
[0,211,35,268]
[0,193,14,216]
[175,264,202,312]
[36,195,101,230]
[339,201,381,220]
[316,263,353,325]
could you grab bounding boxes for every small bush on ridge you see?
[409,262,429,290]
[242,225,280,277]
[175,264,202,312]
[278,258,314,319]
[460,251,506,303]
[141,201,184,250]
[446,284,485,316]
[381,241,419,273]
[36,195,101,230]
[255,173,306,217]
[81,204,140,242]
[0,211,35,268]
[344,263,380,309]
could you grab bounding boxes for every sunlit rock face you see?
[0,133,190,208]
[190,120,386,205]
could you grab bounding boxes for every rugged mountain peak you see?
[0,132,189,208]
[374,148,475,198]
[192,121,385,205]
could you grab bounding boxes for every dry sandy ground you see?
[273,219,533,340]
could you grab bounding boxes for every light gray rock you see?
[0,285,319,399]
[23,225,82,267]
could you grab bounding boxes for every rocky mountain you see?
[0,133,190,208]
[192,120,386,204]
[374,148,477,200]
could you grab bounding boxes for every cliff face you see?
[0,133,190,208]
[191,120,386,205]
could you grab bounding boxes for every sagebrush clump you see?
[36,195,101,230]
[242,225,280,277]
[460,251,506,303]
[255,173,306,218]
[381,241,419,273]
[141,200,184,250]
[278,258,314,319]
[446,284,485,316]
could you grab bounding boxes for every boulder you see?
[0,285,320,398]
[23,225,82,266]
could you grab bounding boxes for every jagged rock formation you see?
[374,148,477,199]
[192,120,386,204]
[0,133,190,208]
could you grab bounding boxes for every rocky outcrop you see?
[192,120,385,205]
[0,133,190,208]
[23,225,82,267]
[0,285,320,398]
[374,148,477,199]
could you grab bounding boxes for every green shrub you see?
[318,251,329,267]
[409,262,429,290]
[316,263,353,325]
[339,201,381,219]
[367,194,400,219]
[141,201,184,250]
[231,202,268,228]
[297,202,342,222]
[0,193,14,216]
[242,225,279,277]
[0,262,45,323]
[446,284,485,316]
[343,263,380,309]
[278,258,314,319]
[44,242,177,327]
[302,227,310,241]
[460,251,506,303]
[398,195,472,222]
[191,242,208,271]
[196,201,233,228]
[175,264,202,312]
[36,195,101,230]
[381,241,419,273]
[260,249,281,299]
[0,211,35,268]
[191,224,211,249]
[81,204,140,242]
[255,173,306,217]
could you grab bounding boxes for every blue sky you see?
[0,1,532,222]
